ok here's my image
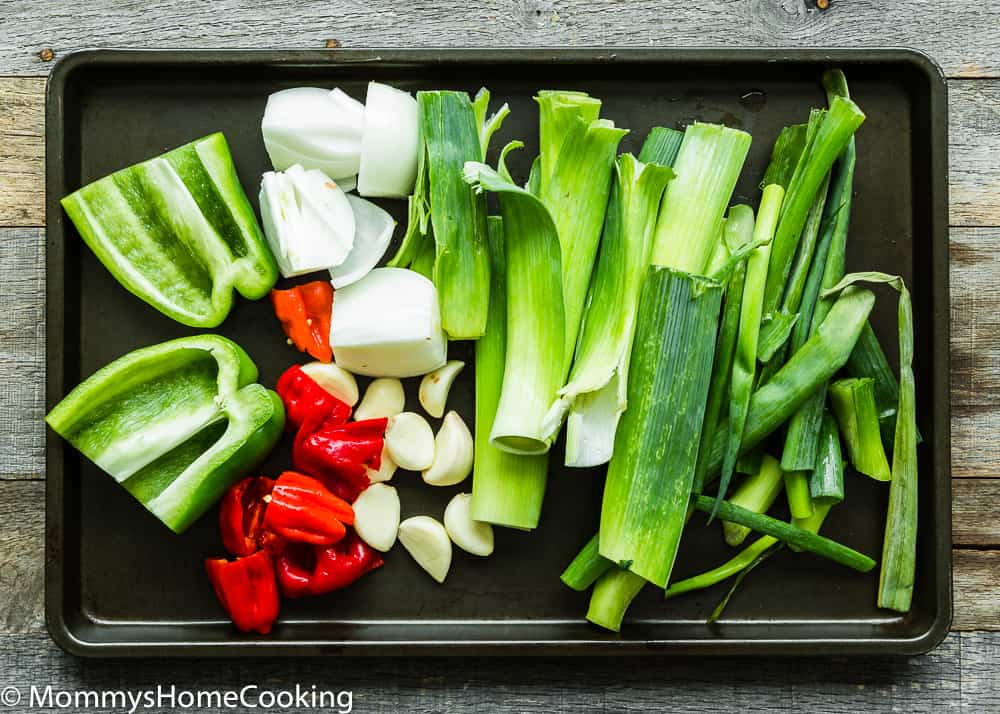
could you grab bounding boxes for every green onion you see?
[820,271,918,612]
[650,123,752,273]
[715,184,784,516]
[665,535,778,600]
[586,567,647,633]
[761,124,808,189]
[551,147,675,466]
[536,91,628,366]
[722,453,785,547]
[599,267,724,587]
[692,495,876,573]
[560,534,613,591]
[470,215,549,529]
[760,96,865,322]
[693,205,755,494]
[705,542,782,624]
[809,411,845,504]
[847,322,908,446]
[829,377,892,481]
[464,149,565,455]
[783,471,814,520]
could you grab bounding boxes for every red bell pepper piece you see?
[275,364,351,433]
[272,281,334,363]
[219,475,280,557]
[275,530,384,599]
[263,471,354,546]
[293,418,388,502]
[205,550,280,635]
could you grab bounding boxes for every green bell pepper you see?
[61,133,278,328]
[46,335,285,533]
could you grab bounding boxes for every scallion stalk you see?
[829,377,892,481]
[722,453,785,547]
[586,567,647,633]
[560,534,613,591]
[665,535,778,599]
[809,411,845,504]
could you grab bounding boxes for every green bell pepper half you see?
[61,133,278,328]
[46,335,285,533]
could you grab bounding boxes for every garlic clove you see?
[366,444,397,483]
[329,194,397,290]
[384,412,435,471]
[398,516,452,583]
[422,411,474,486]
[443,493,495,557]
[418,360,465,419]
[354,378,405,421]
[352,483,400,552]
[300,361,359,406]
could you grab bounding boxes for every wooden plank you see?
[0,78,45,227]
[954,479,1000,546]
[0,482,44,635]
[951,228,1000,408]
[0,229,44,479]
[950,82,1000,227]
[954,551,1000,631]
[1,0,1000,79]
[953,405,1000,479]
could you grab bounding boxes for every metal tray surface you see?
[45,48,951,657]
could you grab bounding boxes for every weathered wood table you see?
[1,1,998,710]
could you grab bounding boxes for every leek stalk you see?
[722,453,785,547]
[586,567,647,633]
[829,377,892,481]
[560,534,613,591]
[809,412,846,504]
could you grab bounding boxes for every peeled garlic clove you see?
[366,444,397,483]
[357,82,419,198]
[444,493,494,557]
[385,412,435,471]
[398,516,452,583]
[418,360,465,419]
[330,195,397,289]
[300,361,358,406]
[353,483,400,552]
[422,411,474,486]
[354,378,405,421]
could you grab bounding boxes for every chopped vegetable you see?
[422,411,474,486]
[329,194,397,289]
[205,549,280,635]
[259,165,355,278]
[219,475,279,557]
[292,418,388,502]
[665,535,778,600]
[271,281,335,363]
[276,363,351,433]
[809,412,846,504]
[846,323,907,447]
[262,471,354,546]
[366,445,398,484]
[45,335,285,533]
[398,516,453,583]
[262,87,364,181]
[275,530,384,598]
[357,82,420,198]
[587,568,647,633]
[61,133,278,328]
[419,360,466,419]
[354,378,406,421]
[299,361,359,407]
[384,412,436,471]
[722,453,785,547]
[444,493,495,556]
[829,377,892,481]
[329,267,447,377]
[352,483,401,552]
[560,534,613,592]
[470,217,549,529]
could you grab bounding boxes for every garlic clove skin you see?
[354,378,405,421]
[422,411,474,486]
[443,493,494,557]
[300,362,359,406]
[330,195,396,289]
[357,82,419,198]
[418,360,465,419]
[398,516,452,583]
[366,444,398,483]
[352,483,400,552]
[384,412,435,471]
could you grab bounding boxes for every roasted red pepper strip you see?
[263,471,354,546]
[271,281,334,363]
[276,364,351,433]
[293,418,388,502]
[205,550,280,635]
[219,475,280,557]
[275,530,384,599]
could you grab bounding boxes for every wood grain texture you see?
[1,0,1000,79]
[953,405,1000,479]
[0,229,45,479]
[0,482,44,634]
[954,480,1000,546]
[951,228,1000,410]
[0,78,45,227]
[0,632,997,712]
[950,81,1000,227]
[953,551,1000,631]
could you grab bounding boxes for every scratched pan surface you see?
[45,49,950,656]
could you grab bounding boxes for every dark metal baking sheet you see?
[45,48,951,657]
